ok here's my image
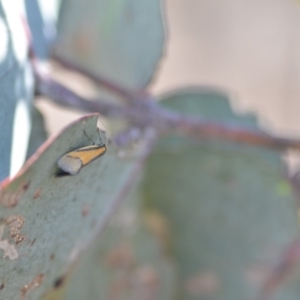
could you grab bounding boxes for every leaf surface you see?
[56,0,165,89]
[0,114,142,299]
[142,89,300,299]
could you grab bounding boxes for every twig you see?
[36,74,128,117]
[112,127,144,147]
[255,239,300,300]
[51,53,149,104]
[34,65,300,151]
[170,117,300,151]
[36,74,163,128]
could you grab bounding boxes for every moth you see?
[57,130,107,175]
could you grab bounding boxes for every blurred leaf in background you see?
[0,2,34,180]
[142,90,300,300]
[56,0,165,89]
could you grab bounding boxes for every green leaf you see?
[55,184,177,300]
[0,2,34,180]
[0,114,142,299]
[142,89,300,299]
[24,0,61,59]
[56,0,165,89]
[26,106,48,160]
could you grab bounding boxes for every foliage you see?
[0,1,299,299]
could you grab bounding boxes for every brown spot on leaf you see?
[53,276,64,288]
[6,215,25,244]
[130,266,160,300]
[185,271,220,297]
[105,243,135,268]
[23,181,30,190]
[82,204,90,217]
[21,274,44,299]
[0,225,19,260]
[134,265,160,289]
[144,210,170,250]
[0,181,30,207]
[15,234,25,244]
[33,188,42,199]
[0,283,5,290]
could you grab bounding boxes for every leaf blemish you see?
[6,215,25,244]
[0,225,19,260]
[33,188,42,199]
[53,276,65,288]
[21,274,44,299]
[82,204,90,216]
[0,181,30,208]
[185,271,220,297]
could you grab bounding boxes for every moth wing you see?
[57,155,82,175]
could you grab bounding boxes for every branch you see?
[36,73,128,117]
[170,117,300,151]
[51,53,151,104]
[255,239,300,300]
[34,65,300,151]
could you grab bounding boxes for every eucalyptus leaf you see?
[0,114,142,299]
[56,183,177,300]
[142,89,300,300]
[56,0,165,89]
[0,1,34,180]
